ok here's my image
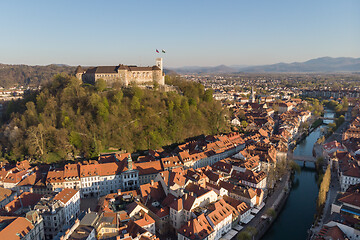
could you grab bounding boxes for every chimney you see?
[150,180,154,186]
[117,189,122,195]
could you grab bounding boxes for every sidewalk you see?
[309,170,340,236]
[239,172,291,240]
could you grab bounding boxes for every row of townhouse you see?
[87,130,270,240]
[278,109,312,143]
[93,163,256,238]
[0,133,246,200]
[312,101,360,240]
[46,154,139,198]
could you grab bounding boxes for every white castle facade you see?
[75,58,165,86]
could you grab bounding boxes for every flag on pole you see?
[162,49,166,53]
[156,49,159,53]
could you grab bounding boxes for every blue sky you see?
[0,0,359,67]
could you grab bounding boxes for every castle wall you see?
[80,59,165,87]
[152,70,162,84]
[126,70,154,85]
[82,73,95,84]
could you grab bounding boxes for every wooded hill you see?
[0,64,75,87]
[0,75,229,163]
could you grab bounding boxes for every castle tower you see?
[154,58,165,85]
[75,65,84,80]
[156,58,163,72]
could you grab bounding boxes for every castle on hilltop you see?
[75,58,165,86]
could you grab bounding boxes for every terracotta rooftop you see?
[139,181,166,202]
[53,188,78,205]
[134,211,155,227]
[338,188,360,208]
[177,213,213,240]
[206,199,233,227]
[134,161,162,175]
[4,192,43,213]
[0,216,34,240]
[0,187,13,202]
[314,225,347,240]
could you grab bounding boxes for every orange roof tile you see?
[46,170,64,183]
[134,161,162,175]
[134,211,155,227]
[53,188,78,204]
[4,192,42,213]
[178,213,213,240]
[0,216,34,239]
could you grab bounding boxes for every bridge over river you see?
[319,117,337,121]
[288,151,317,163]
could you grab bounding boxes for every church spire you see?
[250,87,256,103]
[127,154,133,171]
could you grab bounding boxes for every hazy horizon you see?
[1,0,359,67]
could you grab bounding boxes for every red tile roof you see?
[338,190,360,208]
[169,198,183,211]
[46,170,64,183]
[161,156,182,170]
[53,188,78,204]
[139,181,166,202]
[4,192,42,213]
[134,161,162,175]
[314,225,346,240]
[134,211,155,227]
[206,199,232,227]
[184,183,210,197]
[0,216,34,239]
[177,213,213,240]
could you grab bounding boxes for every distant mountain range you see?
[1,57,359,87]
[168,57,360,74]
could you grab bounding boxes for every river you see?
[262,110,335,240]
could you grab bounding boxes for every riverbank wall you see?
[289,117,321,151]
[252,173,292,240]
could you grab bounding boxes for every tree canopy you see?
[1,74,229,163]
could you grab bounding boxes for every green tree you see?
[317,165,331,212]
[241,120,248,128]
[1,74,230,162]
[238,226,257,240]
[203,89,213,102]
[131,96,141,111]
[95,79,107,92]
[289,160,301,174]
[266,207,277,218]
